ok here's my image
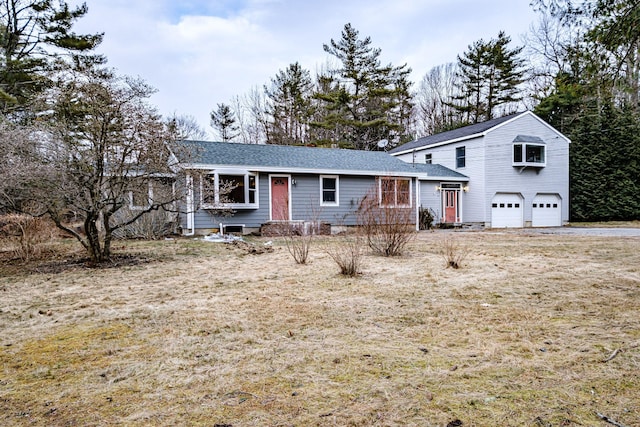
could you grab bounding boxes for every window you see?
[456,146,465,168]
[128,178,174,210]
[130,184,150,209]
[425,153,432,164]
[513,143,545,166]
[202,172,258,209]
[379,177,411,207]
[320,176,339,206]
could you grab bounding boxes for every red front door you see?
[444,190,458,223]
[271,177,289,220]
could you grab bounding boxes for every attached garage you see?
[491,193,523,228]
[532,193,562,227]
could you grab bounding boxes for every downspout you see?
[415,177,420,231]
[185,174,195,236]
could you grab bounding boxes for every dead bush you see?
[274,221,318,265]
[0,214,58,261]
[111,208,178,240]
[357,188,416,257]
[325,231,364,276]
[440,235,469,269]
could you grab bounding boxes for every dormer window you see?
[513,135,546,167]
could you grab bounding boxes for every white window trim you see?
[439,182,463,224]
[513,143,546,167]
[378,177,413,208]
[456,146,466,169]
[200,171,259,209]
[320,175,339,207]
[268,174,292,221]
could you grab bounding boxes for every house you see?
[389,111,570,228]
[175,141,466,235]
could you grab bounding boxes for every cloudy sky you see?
[71,0,542,138]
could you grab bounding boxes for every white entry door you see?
[532,194,562,227]
[491,193,523,228]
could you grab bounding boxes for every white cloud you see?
[72,0,541,138]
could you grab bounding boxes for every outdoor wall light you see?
[292,179,297,186]
[435,186,441,191]
[463,185,469,192]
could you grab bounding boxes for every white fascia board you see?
[480,111,571,143]
[418,175,470,182]
[180,163,421,178]
[392,111,572,156]
[520,111,572,144]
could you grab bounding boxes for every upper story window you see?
[320,175,339,206]
[456,146,466,168]
[201,171,258,209]
[512,135,546,167]
[379,177,411,207]
[425,153,432,164]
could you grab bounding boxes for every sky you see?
[71,0,542,138]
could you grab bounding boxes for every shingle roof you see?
[176,141,466,179]
[389,112,525,154]
[409,163,469,180]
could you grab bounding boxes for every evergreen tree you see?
[312,23,413,150]
[532,0,640,221]
[569,101,640,221]
[264,62,313,145]
[452,31,525,123]
[0,0,104,116]
[210,103,239,142]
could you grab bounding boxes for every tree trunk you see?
[84,214,105,263]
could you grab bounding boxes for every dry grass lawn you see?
[1,230,639,426]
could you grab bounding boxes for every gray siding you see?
[397,113,569,226]
[290,174,374,225]
[419,181,442,223]
[183,172,419,232]
[398,141,485,224]
[483,114,569,225]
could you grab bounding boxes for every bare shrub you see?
[112,208,177,240]
[357,188,416,256]
[0,214,57,261]
[277,221,318,265]
[325,230,364,276]
[440,235,469,269]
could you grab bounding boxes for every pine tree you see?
[210,103,239,142]
[264,62,313,145]
[312,23,413,150]
[0,0,104,116]
[452,32,525,123]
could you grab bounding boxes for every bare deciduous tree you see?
[0,68,191,263]
[166,113,207,141]
[415,63,464,136]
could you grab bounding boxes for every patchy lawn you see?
[1,231,638,426]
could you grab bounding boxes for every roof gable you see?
[389,111,568,155]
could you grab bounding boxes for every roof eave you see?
[180,163,422,178]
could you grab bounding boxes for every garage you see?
[532,193,562,227]
[491,193,523,228]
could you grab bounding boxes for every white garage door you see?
[491,193,523,228]
[532,194,562,227]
